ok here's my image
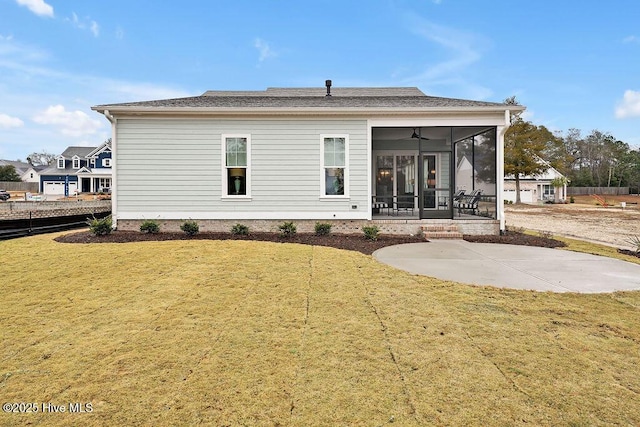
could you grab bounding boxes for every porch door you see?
[420,152,451,218]
[422,154,437,209]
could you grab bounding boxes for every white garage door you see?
[519,189,533,203]
[44,182,77,195]
[503,189,533,203]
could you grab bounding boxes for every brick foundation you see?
[116,218,500,236]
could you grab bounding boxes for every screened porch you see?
[371,126,498,220]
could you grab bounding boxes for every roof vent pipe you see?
[325,80,332,97]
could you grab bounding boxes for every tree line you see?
[504,97,640,199]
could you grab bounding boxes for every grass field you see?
[1,233,640,426]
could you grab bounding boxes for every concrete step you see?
[421,224,463,240]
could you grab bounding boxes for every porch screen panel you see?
[455,138,474,194]
[375,155,393,204]
[474,129,496,218]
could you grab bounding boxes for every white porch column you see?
[497,122,507,232]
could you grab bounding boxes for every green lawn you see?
[1,233,639,426]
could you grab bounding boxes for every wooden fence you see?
[567,187,629,196]
[0,181,39,192]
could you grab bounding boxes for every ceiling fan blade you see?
[411,129,429,140]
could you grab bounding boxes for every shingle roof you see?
[60,146,97,158]
[203,87,427,97]
[0,160,47,174]
[0,159,30,170]
[92,86,524,115]
[94,95,509,110]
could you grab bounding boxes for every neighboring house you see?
[0,159,44,183]
[504,160,567,203]
[39,141,112,196]
[92,83,523,235]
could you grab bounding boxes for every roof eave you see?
[92,105,522,117]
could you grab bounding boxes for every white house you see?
[504,160,567,204]
[0,160,42,183]
[92,83,523,235]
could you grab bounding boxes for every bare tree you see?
[26,151,56,166]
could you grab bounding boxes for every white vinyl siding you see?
[114,118,368,218]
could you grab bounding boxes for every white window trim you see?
[221,134,251,199]
[72,156,80,169]
[57,157,65,169]
[90,159,95,167]
[320,134,349,199]
[102,158,112,167]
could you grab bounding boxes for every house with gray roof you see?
[0,159,43,183]
[39,141,112,196]
[92,82,523,235]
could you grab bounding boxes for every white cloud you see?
[90,21,100,37]
[623,35,640,44]
[254,38,276,62]
[15,0,53,18]
[67,12,100,37]
[615,90,640,119]
[0,113,24,129]
[33,105,103,137]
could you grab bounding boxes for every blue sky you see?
[1,0,639,161]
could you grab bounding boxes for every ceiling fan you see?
[410,128,429,140]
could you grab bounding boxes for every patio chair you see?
[455,189,482,215]
[372,196,391,215]
[394,193,415,215]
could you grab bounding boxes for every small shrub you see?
[87,215,113,236]
[278,221,297,237]
[362,225,380,241]
[538,230,554,240]
[626,235,640,254]
[180,220,199,236]
[140,219,160,234]
[231,223,249,235]
[314,222,332,236]
[570,196,575,203]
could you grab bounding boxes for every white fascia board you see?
[368,114,508,127]
[117,211,369,220]
[86,142,112,158]
[93,106,519,118]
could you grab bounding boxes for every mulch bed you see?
[54,229,571,256]
[464,230,567,248]
[54,231,423,255]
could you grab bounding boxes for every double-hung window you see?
[321,135,348,197]
[57,158,65,169]
[72,156,80,169]
[222,135,250,197]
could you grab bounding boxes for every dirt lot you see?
[505,195,640,249]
